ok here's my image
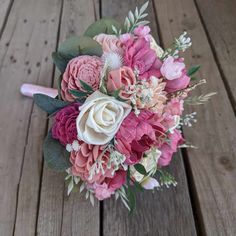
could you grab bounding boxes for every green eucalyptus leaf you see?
[187,65,201,76]
[34,94,70,115]
[52,52,70,73]
[57,75,63,99]
[127,187,136,214]
[84,18,122,37]
[43,132,71,171]
[134,164,147,176]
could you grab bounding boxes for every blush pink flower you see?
[107,66,136,100]
[115,111,166,164]
[124,38,162,80]
[160,56,190,92]
[158,129,184,166]
[119,33,132,43]
[133,25,151,41]
[94,34,124,54]
[52,103,80,146]
[93,170,126,200]
[61,55,103,101]
[164,98,184,116]
[70,143,113,184]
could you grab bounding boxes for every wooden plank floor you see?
[0,0,235,235]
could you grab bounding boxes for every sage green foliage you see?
[84,18,122,38]
[52,36,103,73]
[134,163,147,176]
[43,132,71,171]
[187,65,201,76]
[33,94,70,115]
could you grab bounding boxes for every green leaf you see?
[80,80,94,93]
[57,75,63,100]
[187,65,201,76]
[69,89,88,98]
[127,187,136,214]
[84,18,122,38]
[52,36,103,73]
[43,131,71,171]
[190,76,199,81]
[134,163,147,176]
[134,181,144,192]
[34,94,70,114]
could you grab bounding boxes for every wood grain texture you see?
[153,0,236,235]
[0,0,62,235]
[102,1,197,235]
[37,0,100,235]
[195,0,236,110]
[0,0,12,36]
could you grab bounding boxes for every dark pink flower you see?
[124,38,162,80]
[158,130,184,166]
[115,111,166,164]
[52,103,80,146]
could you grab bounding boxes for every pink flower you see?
[52,103,80,146]
[115,111,166,164]
[61,56,103,101]
[124,38,162,80]
[107,66,136,100]
[160,56,190,92]
[119,33,132,43]
[133,25,151,41]
[158,130,184,166]
[93,183,113,200]
[94,34,124,54]
[93,170,126,200]
[164,98,184,116]
[70,143,113,184]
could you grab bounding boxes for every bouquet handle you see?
[20,83,58,98]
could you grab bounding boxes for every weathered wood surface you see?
[0,0,235,235]
[195,0,236,111]
[102,1,197,235]
[0,0,62,235]
[37,0,100,236]
[153,0,236,235]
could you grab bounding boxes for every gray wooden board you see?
[102,1,197,235]
[0,0,62,235]
[37,0,100,235]
[153,0,236,235]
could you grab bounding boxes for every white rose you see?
[76,91,131,145]
[149,36,164,58]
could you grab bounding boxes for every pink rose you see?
[107,66,136,100]
[124,38,162,80]
[116,111,166,164]
[160,56,190,92]
[61,55,103,101]
[107,170,126,191]
[158,129,184,166]
[94,34,123,54]
[52,103,80,146]
[70,143,113,184]
[133,25,151,41]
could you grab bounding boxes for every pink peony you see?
[93,170,126,200]
[52,103,80,146]
[70,143,113,184]
[158,129,184,166]
[119,33,132,43]
[160,56,190,92]
[94,34,124,54]
[107,66,136,100]
[133,25,151,41]
[61,55,103,101]
[115,111,166,164]
[124,38,162,80]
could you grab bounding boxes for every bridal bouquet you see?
[30,1,214,211]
